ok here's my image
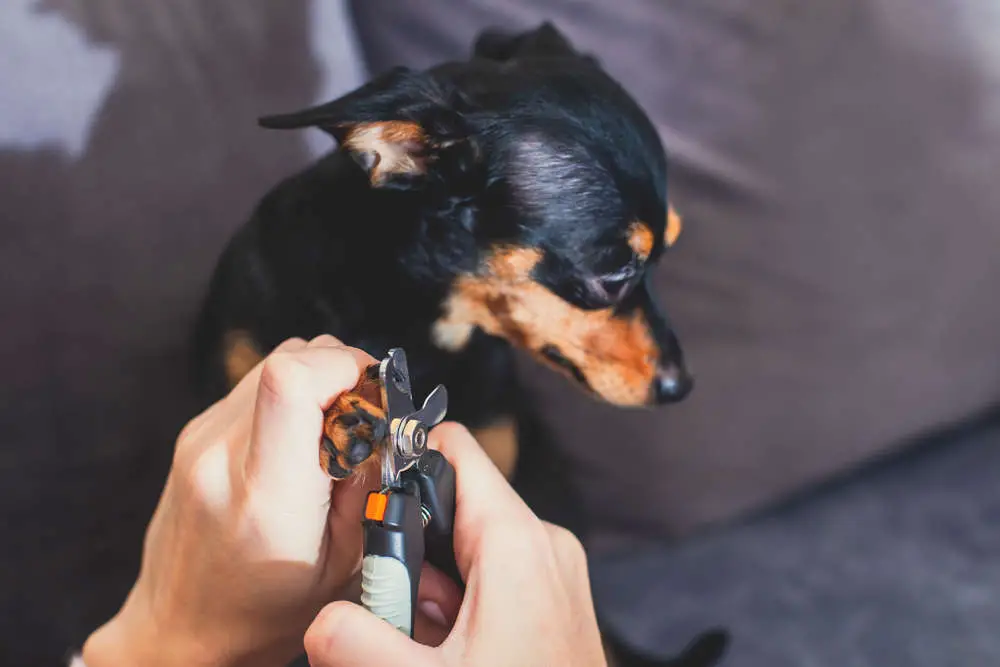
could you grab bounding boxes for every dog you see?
[193,22,691,479]
[192,22,723,666]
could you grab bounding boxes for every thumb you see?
[305,600,439,667]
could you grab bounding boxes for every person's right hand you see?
[303,422,608,667]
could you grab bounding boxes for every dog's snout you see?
[652,364,693,404]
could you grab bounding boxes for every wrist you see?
[80,602,296,667]
[80,605,226,667]
[80,614,163,667]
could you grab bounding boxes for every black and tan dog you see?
[193,22,692,481]
[192,21,724,667]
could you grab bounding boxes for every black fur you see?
[193,21,690,417]
[193,22,720,667]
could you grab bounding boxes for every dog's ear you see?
[258,67,477,189]
[473,22,598,65]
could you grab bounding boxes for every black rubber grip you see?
[402,451,464,591]
[362,479,425,632]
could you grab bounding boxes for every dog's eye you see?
[587,264,638,305]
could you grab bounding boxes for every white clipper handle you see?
[360,554,414,635]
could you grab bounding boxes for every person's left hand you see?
[81,336,393,666]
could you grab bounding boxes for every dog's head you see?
[259,23,692,407]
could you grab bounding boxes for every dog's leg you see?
[470,415,520,480]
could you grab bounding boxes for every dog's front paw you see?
[320,364,387,479]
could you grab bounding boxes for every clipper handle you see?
[402,450,464,591]
[360,480,425,636]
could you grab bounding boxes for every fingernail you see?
[419,599,448,627]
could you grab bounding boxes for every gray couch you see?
[2,1,998,665]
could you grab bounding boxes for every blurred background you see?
[2,1,999,665]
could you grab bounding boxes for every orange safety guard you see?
[365,492,388,522]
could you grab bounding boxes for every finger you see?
[230,336,308,398]
[328,458,381,530]
[276,336,311,351]
[305,601,437,667]
[215,336,311,424]
[412,563,460,648]
[427,422,537,576]
[412,606,451,648]
[429,422,534,524]
[542,522,599,618]
[244,344,377,518]
[307,333,346,348]
[417,562,463,627]
[175,337,311,462]
[323,465,380,583]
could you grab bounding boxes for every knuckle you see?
[304,601,350,658]
[484,517,544,561]
[308,333,344,347]
[173,420,200,462]
[429,421,477,453]
[172,416,211,472]
[275,336,308,352]
[435,421,474,441]
[171,442,230,511]
[258,351,311,401]
[547,523,587,564]
[505,515,551,553]
[326,349,362,381]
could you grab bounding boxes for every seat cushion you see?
[347,0,1000,537]
[0,1,364,661]
[589,414,1000,667]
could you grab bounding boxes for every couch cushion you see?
[348,0,1000,537]
[589,413,1000,667]
[0,1,363,661]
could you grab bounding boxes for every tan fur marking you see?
[222,330,264,388]
[431,319,475,352]
[471,417,519,480]
[627,221,655,260]
[434,247,659,406]
[344,121,426,186]
[665,205,683,246]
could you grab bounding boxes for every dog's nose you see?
[652,365,694,404]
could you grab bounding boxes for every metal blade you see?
[380,348,416,420]
[410,385,449,428]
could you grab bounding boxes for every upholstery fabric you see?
[347,0,1000,538]
[0,1,363,662]
[590,413,1000,667]
[3,1,1000,664]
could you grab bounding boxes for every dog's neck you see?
[298,150,480,358]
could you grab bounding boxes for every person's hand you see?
[303,422,609,667]
[81,336,385,667]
